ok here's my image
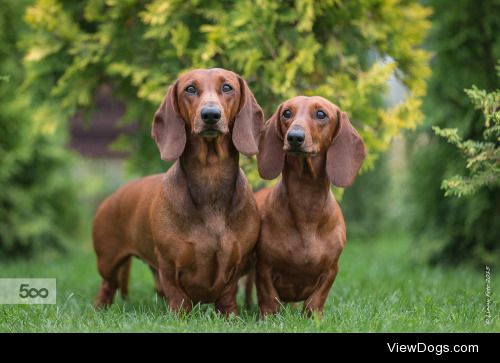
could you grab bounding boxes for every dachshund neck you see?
[280,153,331,222]
[179,133,239,208]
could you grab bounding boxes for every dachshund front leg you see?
[256,260,281,317]
[303,263,338,317]
[158,265,193,313]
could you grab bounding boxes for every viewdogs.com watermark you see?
[0,278,56,304]
[387,343,479,355]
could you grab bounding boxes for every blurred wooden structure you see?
[69,84,137,158]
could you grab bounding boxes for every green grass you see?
[0,234,497,332]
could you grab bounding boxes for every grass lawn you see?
[0,234,497,332]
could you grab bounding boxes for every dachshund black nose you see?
[201,106,221,125]
[287,129,305,147]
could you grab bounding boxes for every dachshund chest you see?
[270,236,333,275]
[157,212,258,303]
[269,242,332,302]
[176,232,241,302]
[261,224,337,269]
[259,223,342,301]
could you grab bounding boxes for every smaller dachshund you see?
[255,96,366,316]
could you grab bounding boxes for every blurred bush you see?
[341,155,391,239]
[407,0,500,266]
[22,0,431,179]
[0,1,81,259]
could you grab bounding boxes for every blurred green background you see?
[0,0,499,331]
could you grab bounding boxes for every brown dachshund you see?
[254,96,366,316]
[93,68,264,315]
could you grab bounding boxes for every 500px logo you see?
[19,283,50,299]
[0,278,56,304]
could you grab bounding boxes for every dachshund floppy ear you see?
[257,106,285,180]
[232,77,264,157]
[151,81,187,162]
[326,110,366,187]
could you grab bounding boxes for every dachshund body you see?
[255,174,345,304]
[93,69,263,315]
[255,96,366,315]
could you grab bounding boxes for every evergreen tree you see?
[0,0,80,258]
[22,0,431,178]
[408,0,500,266]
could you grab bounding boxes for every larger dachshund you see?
[255,96,366,316]
[93,68,263,315]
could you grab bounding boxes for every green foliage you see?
[407,0,500,266]
[433,67,500,197]
[0,1,80,258]
[22,0,431,178]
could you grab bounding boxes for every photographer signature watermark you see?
[485,265,491,325]
[0,278,56,304]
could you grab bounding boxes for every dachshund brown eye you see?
[185,85,197,94]
[221,83,233,93]
[316,110,327,119]
[282,109,292,119]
